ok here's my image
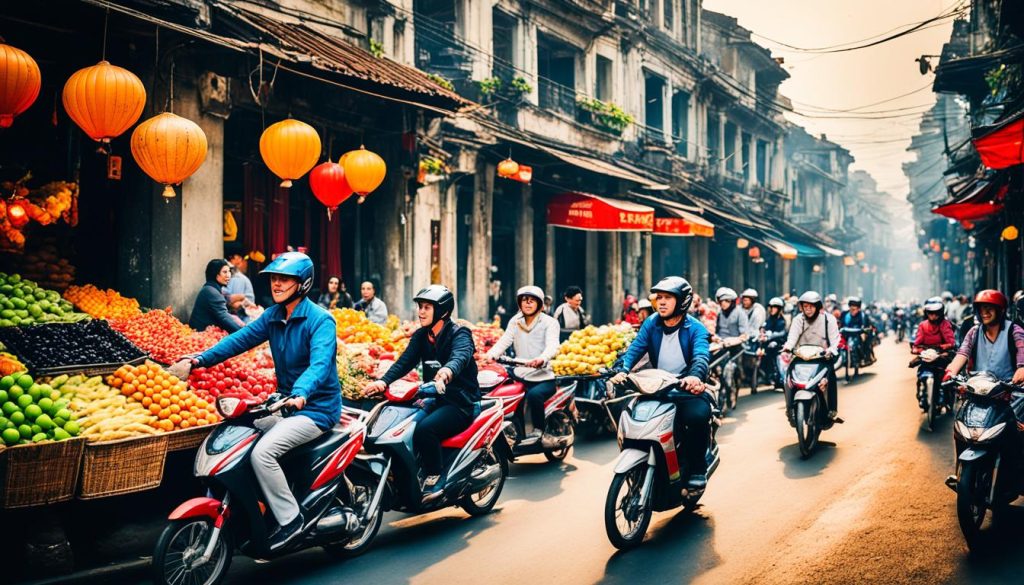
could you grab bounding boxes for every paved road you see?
[130,338,1024,585]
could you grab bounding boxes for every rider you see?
[740,289,766,337]
[912,297,955,354]
[364,285,480,502]
[714,287,748,341]
[169,252,341,550]
[944,290,1024,385]
[782,291,842,425]
[483,286,561,439]
[762,297,788,389]
[610,277,712,490]
[840,297,872,366]
[636,298,654,323]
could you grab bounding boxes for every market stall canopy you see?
[547,192,654,232]
[972,110,1024,170]
[932,176,1008,222]
[628,192,714,237]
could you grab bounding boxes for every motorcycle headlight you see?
[978,422,1007,443]
[954,421,971,439]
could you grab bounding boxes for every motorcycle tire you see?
[844,350,853,383]
[956,459,994,551]
[544,411,574,462]
[323,493,384,559]
[795,401,819,459]
[461,447,508,516]
[925,377,937,432]
[152,518,232,585]
[750,358,761,395]
[604,466,652,550]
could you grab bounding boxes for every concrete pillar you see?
[457,0,493,80]
[440,182,458,295]
[733,127,744,174]
[545,225,556,299]
[517,21,539,104]
[605,233,623,324]
[411,182,442,296]
[585,231,600,322]
[782,258,792,295]
[717,113,726,175]
[466,160,494,321]
[641,233,653,293]
[688,237,709,296]
[732,245,744,289]
[517,184,535,285]
[376,162,407,318]
[745,136,756,191]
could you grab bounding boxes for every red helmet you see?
[973,289,1008,312]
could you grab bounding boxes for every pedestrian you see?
[353,281,388,324]
[488,279,508,327]
[317,276,353,310]
[543,295,554,316]
[189,259,244,333]
[553,285,590,342]
[226,252,256,323]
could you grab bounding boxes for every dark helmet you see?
[848,296,862,308]
[259,252,314,302]
[650,276,694,317]
[413,285,455,326]
[768,297,784,309]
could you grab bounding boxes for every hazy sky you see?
[704,0,958,202]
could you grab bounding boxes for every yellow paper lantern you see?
[0,43,41,128]
[736,238,749,249]
[342,145,387,198]
[62,61,146,143]
[130,112,208,198]
[259,119,321,188]
[497,158,520,178]
[1002,225,1019,241]
[941,251,951,261]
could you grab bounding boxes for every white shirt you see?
[486,312,561,369]
[657,329,688,375]
[783,312,840,354]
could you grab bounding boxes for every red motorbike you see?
[478,356,578,463]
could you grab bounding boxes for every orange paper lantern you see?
[342,146,387,199]
[62,61,146,143]
[259,119,321,188]
[130,112,208,198]
[497,157,519,178]
[0,43,42,128]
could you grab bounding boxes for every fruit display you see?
[189,346,276,404]
[110,309,226,364]
[108,362,220,432]
[63,374,158,441]
[0,372,80,445]
[331,308,409,352]
[63,284,142,319]
[9,242,77,291]
[0,272,88,327]
[0,320,146,370]
[468,321,503,363]
[337,344,418,401]
[551,324,636,376]
[0,179,79,251]
[0,351,26,376]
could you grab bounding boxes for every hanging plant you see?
[369,39,384,58]
[427,74,454,92]
[478,77,502,97]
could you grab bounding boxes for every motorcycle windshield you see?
[368,405,417,439]
[206,425,257,455]
[790,363,823,383]
[631,399,674,422]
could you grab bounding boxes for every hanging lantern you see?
[259,119,321,188]
[62,61,146,144]
[513,165,533,183]
[6,200,28,228]
[497,157,519,178]
[861,264,870,273]
[941,250,951,261]
[855,251,865,260]
[130,112,208,198]
[748,246,760,259]
[0,43,41,128]
[812,264,822,273]
[309,161,353,219]
[342,145,387,202]
[843,256,856,267]
[736,238,749,249]
[1002,225,1019,241]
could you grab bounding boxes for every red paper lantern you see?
[7,200,28,228]
[309,161,353,219]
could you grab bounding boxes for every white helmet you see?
[923,297,944,313]
[799,291,823,307]
[637,298,653,311]
[740,288,759,299]
[516,285,544,304]
[716,287,738,302]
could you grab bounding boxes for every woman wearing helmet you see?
[610,276,712,490]
[740,289,766,337]
[636,298,654,323]
[912,297,955,354]
[714,287,749,342]
[782,291,842,424]
[945,290,1024,385]
[170,252,341,550]
[365,285,480,502]
[483,286,561,439]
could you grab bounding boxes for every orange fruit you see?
[187,416,198,427]
[132,392,144,402]
[206,413,219,424]
[169,413,182,425]
[158,398,170,408]
[196,399,209,410]
[196,418,209,426]
[149,403,161,415]
[160,389,172,399]
[142,396,154,407]
[158,408,170,419]
[169,404,181,414]
[109,377,123,388]
[180,420,191,429]
[160,419,174,432]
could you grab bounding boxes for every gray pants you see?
[252,414,323,525]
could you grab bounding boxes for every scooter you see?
[572,373,619,437]
[604,369,721,549]
[741,330,785,395]
[944,373,1024,551]
[783,345,836,459]
[478,356,578,462]
[709,336,744,414]
[909,347,953,431]
[839,326,867,382]
[153,394,370,585]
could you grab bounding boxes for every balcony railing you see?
[538,79,577,117]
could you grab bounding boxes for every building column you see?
[641,233,653,294]
[717,113,726,175]
[688,237,709,295]
[733,127,743,174]
[585,231,600,322]
[782,258,792,295]
[517,21,539,105]
[411,182,442,296]
[466,160,494,321]
[517,184,535,285]
[440,181,458,305]
[746,135,757,192]
[457,0,493,80]
[546,225,556,300]
[605,232,623,324]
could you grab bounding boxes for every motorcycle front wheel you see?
[544,410,575,462]
[957,459,996,551]
[152,519,232,585]
[795,400,819,459]
[461,447,507,516]
[605,465,652,550]
[844,350,853,383]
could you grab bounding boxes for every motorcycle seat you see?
[441,401,502,448]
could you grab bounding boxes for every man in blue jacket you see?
[611,276,712,489]
[170,252,341,550]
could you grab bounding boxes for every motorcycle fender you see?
[613,448,650,474]
[168,497,223,522]
[793,390,816,401]
[959,448,988,462]
[493,428,514,461]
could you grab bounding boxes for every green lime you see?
[17,374,33,390]
[23,404,41,420]
[18,424,32,439]
[63,420,79,436]
[27,386,41,401]
[54,399,69,411]
[53,427,70,440]
[2,428,19,445]
[37,397,53,412]
[30,424,41,435]
[0,389,7,402]
[35,414,53,430]
[1,402,18,416]
[0,377,11,392]
[55,408,71,421]
[31,432,47,443]
[28,305,42,318]
[8,387,23,400]
[53,417,66,428]
[10,411,25,425]
[16,394,33,409]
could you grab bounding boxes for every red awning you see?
[653,213,715,237]
[547,192,654,232]
[972,111,1024,170]
[932,180,1008,222]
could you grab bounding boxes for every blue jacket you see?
[189,282,242,333]
[615,314,711,381]
[196,297,342,431]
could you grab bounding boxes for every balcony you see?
[538,79,577,117]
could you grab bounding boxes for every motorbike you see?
[839,326,867,382]
[153,394,372,585]
[477,356,578,462]
[741,330,786,394]
[894,311,906,343]
[783,345,836,458]
[909,347,953,431]
[604,370,721,549]
[944,373,1024,551]
[571,373,622,438]
[708,336,744,415]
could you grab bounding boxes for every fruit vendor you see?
[188,259,244,333]
[354,281,388,325]
[482,285,561,440]
[170,252,341,551]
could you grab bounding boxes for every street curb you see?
[19,558,150,585]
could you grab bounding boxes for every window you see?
[537,33,578,115]
[756,139,768,186]
[706,110,719,163]
[671,90,690,157]
[644,72,666,142]
[492,10,516,81]
[663,0,674,33]
[595,55,613,102]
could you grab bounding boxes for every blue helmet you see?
[260,252,314,301]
